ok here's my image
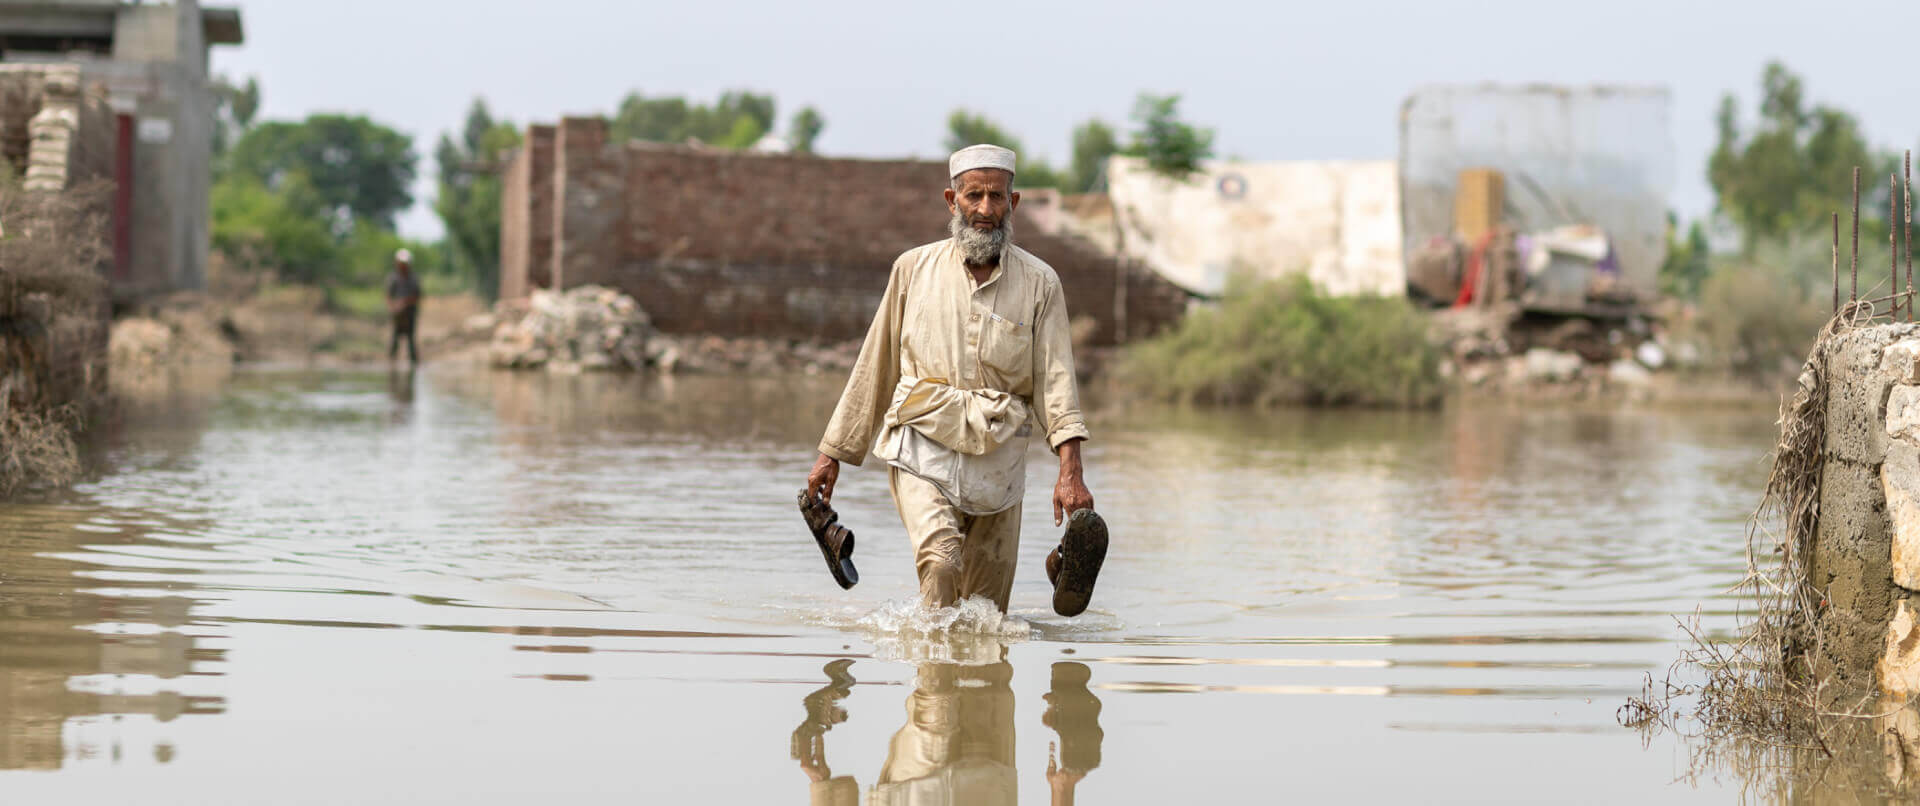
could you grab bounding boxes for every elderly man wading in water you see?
[802,144,1109,617]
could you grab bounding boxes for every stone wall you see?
[499,124,1192,345]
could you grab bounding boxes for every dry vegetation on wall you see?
[1621,304,1895,786]
[1119,274,1443,408]
[0,177,112,496]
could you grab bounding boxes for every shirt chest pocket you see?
[977,312,1031,381]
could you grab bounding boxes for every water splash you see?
[854,596,1033,664]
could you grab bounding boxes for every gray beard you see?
[949,209,1013,265]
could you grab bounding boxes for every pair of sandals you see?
[797,490,1108,617]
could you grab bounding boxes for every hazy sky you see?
[211,0,1920,240]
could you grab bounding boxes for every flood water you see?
[0,367,1791,802]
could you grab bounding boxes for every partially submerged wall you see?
[1806,325,1920,710]
[1812,326,1912,695]
[498,124,1192,345]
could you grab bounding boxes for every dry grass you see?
[0,402,80,496]
[0,177,110,314]
[0,175,112,497]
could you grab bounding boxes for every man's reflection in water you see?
[793,657,1104,805]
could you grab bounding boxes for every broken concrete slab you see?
[1889,442,1920,590]
[1883,598,1920,700]
[1523,348,1583,382]
[1883,338,1920,385]
[1892,385,1920,443]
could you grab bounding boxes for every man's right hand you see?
[806,453,841,504]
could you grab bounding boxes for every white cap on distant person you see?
[394,248,412,264]
[949,144,1016,179]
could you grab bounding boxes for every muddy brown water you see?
[0,367,1808,801]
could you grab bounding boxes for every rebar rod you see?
[1853,167,1862,303]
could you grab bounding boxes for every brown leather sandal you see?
[1048,509,1108,616]
[798,490,859,590]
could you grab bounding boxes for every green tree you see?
[210,74,260,157]
[1708,62,1892,251]
[223,114,418,232]
[611,90,777,147]
[789,106,825,154]
[211,171,338,284]
[941,109,1066,190]
[1125,93,1213,179]
[944,110,1022,154]
[1069,119,1119,192]
[434,98,521,299]
[1658,212,1712,299]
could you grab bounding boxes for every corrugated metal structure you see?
[1399,85,1674,312]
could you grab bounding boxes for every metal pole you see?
[1834,212,1840,314]
[1907,150,1913,322]
[1895,174,1901,320]
[1853,166,1861,304]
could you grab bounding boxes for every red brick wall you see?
[552,118,622,290]
[498,125,1190,345]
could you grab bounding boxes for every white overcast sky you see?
[210,0,1920,240]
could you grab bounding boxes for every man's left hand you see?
[1052,438,1093,526]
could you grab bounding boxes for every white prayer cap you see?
[394,248,412,264]
[949,144,1017,179]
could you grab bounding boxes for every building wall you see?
[1105,156,1405,298]
[551,117,622,290]
[500,127,1190,345]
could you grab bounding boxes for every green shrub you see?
[1685,237,1835,378]
[1120,274,1442,408]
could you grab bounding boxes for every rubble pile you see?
[1431,304,1695,399]
[489,286,652,372]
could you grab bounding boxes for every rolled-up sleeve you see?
[817,259,907,465]
[1030,276,1090,451]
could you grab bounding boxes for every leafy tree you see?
[611,90,777,147]
[1708,61,1893,252]
[211,74,260,157]
[717,115,766,150]
[789,106,825,154]
[434,98,521,299]
[943,110,1022,155]
[1068,119,1119,192]
[223,114,418,232]
[211,172,337,284]
[1658,212,1712,299]
[1125,93,1212,179]
[941,109,1066,190]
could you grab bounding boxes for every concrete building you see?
[0,0,242,300]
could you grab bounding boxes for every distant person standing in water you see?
[386,248,421,365]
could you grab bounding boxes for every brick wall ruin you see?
[497,118,1191,345]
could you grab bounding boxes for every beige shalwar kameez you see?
[818,238,1089,611]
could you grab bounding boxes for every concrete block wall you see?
[1813,325,1912,698]
[499,123,1192,345]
